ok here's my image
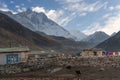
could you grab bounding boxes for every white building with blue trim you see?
[0,47,30,65]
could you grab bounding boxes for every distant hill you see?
[37,31,92,53]
[111,32,116,37]
[82,31,110,47]
[96,31,120,52]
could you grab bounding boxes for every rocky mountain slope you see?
[2,9,75,39]
[0,12,90,54]
[82,31,110,46]
[0,12,63,51]
[96,31,120,51]
[68,30,87,41]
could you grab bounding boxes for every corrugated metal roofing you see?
[0,47,30,53]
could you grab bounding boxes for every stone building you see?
[81,49,103,57]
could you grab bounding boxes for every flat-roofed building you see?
[0,47,30,65]
[81,49,103,57]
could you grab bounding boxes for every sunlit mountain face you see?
[1,0,120,36]
[2,9,75,39]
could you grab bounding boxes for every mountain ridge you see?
[1,9,76,40]
[82,31,110,47]
[0,12,90,54]
[96,31,120,51]
[68,30,87,41]
[0,12,63,50]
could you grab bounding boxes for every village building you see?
[116,52,120,56]
[106,52,116,56]
[0,47,30,65]
[117,52,120,56]
[81,49,103,57]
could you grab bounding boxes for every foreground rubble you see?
[1,55,120,80]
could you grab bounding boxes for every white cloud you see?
[32,6,73,26]
[46,9,73,26]
[83,11,120,35]
[100,12,120,35]
[59,13,76,26]
[66,0,81,3]
[55,0,108,27]
[17,8,26,12]
[57,0,107,13]
[32,7,46,13]
[109,5,120,11]
[102,13,111,19]
[109,6,114,10]
[16,7,26,12]
[0,2,9,11]
[79,13,86,16]
[15,5,20,8]
[0,2,16,14]
[82,23,101,35]
[15,5,27,13]
[115,5,120,10]
[56,0,82,4]
[69,2,120,35]
[64,1,107,13]
[46,10,63,21]
[58,0,82,3]
[32,1,108,27]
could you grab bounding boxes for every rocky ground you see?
[1,55,120,80]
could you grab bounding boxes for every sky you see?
[0,0,120,35]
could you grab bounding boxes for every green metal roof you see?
[0,47,30,53]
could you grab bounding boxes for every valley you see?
[0,7,120,80]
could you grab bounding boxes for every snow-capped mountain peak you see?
[2,9,75,39]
